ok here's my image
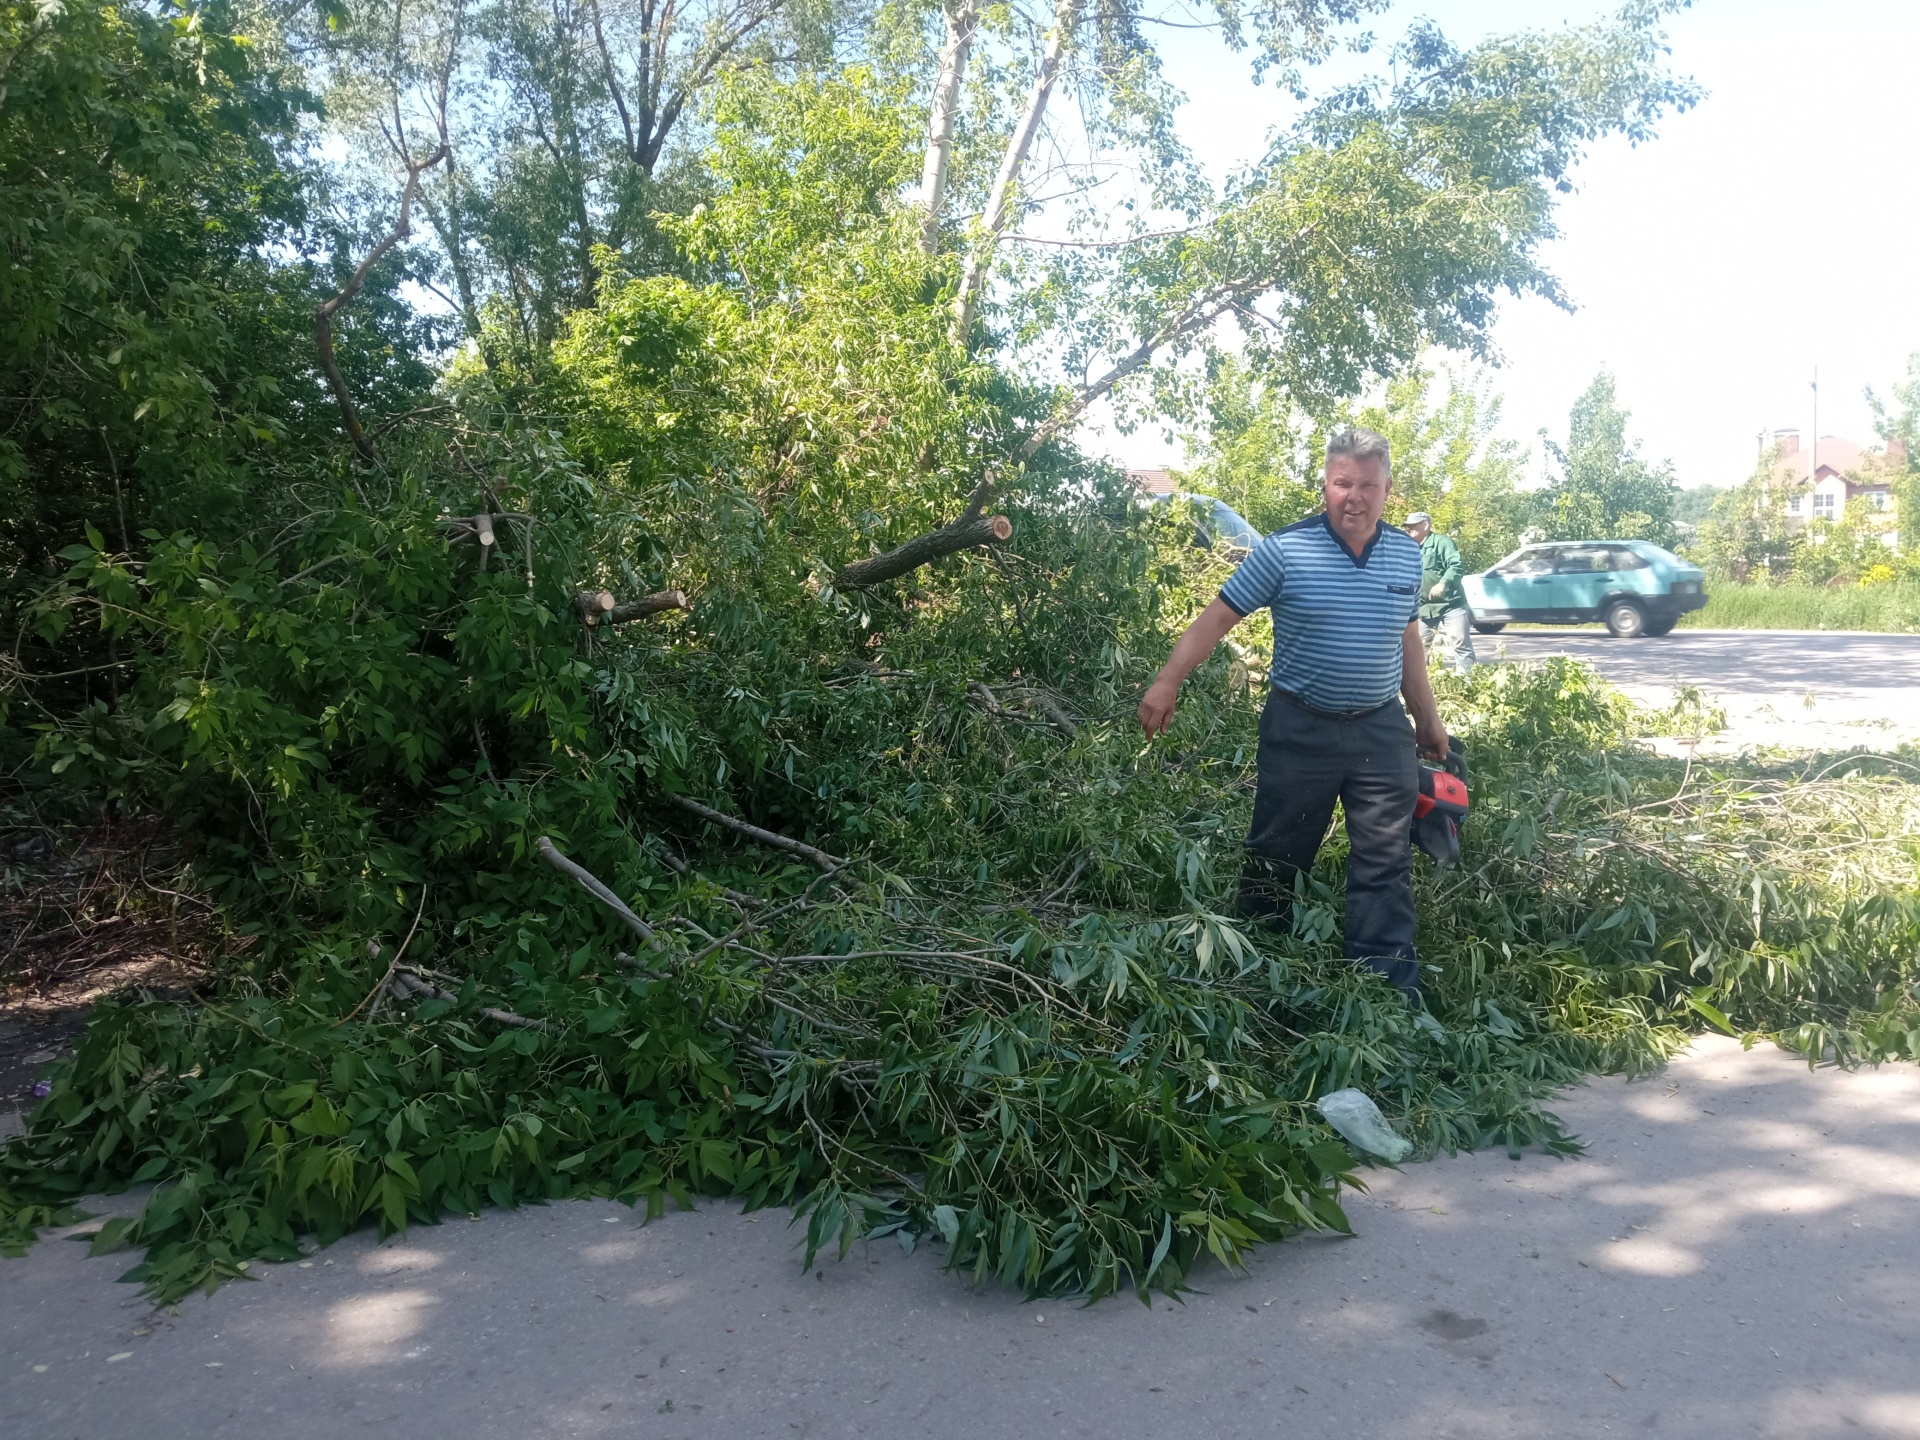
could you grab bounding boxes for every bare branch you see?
[951,0,1086,343]
[917,1,979,254]
[316,144,449,464]
[670,795,845,872]
[535,835,657,941]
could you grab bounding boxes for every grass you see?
[1679,583,1920,633]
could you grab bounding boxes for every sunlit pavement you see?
[1489,629,1920,753]
[3,1035,1916,1439]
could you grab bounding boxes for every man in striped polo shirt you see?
[1138,427,1450,995]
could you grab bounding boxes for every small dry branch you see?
[388,968,549,1031]
[670,795,846,873]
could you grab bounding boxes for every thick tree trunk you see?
[917,1,978,256]
[832,513,1011,589]
[950,0,1084,343]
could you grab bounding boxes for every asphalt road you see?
[1487,628,1920,752]
[3,1037,1916,1440]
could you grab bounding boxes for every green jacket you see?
[1418,531,1467,621]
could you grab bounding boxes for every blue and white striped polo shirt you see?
[1218,514,1421,712]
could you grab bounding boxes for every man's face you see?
[1406,520,1430,542]
[1323,455,1391,532]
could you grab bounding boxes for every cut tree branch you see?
[605,589,689,625]
[670,795,845,872]
[316,143,448,464]
[389,968,549,1031]
[831,513,1010,589]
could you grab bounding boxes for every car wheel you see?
[1643,617,1676,637]
[1471,621,1506,635]
[1605,599,1647,638]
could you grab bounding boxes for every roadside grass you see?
[1679,583,1920,633]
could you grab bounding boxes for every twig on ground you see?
[388,968,549,1032]
[338,888,429,1027]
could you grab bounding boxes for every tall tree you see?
[1540,372,1677,544]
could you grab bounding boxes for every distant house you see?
[1771,429,1901,538]
[1127,467,1178,497]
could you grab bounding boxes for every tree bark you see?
[917,1,978,255]
[950,0,1084,343]
[832,514,1011,589]
[316,144,448,464]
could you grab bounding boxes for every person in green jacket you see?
[1404,512,1476,676]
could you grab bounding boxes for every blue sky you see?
[1096,0,1920,490]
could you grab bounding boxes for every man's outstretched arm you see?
[1139,598,1245,736]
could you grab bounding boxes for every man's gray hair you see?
[1325,426,1392,479]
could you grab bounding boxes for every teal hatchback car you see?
[1461,540,1707,638]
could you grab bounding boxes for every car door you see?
[1502,545,1560,618]
[1549,544,1617,619]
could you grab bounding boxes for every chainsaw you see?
[1412,737,1469,868]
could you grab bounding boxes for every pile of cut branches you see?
[2,459,1915,1306]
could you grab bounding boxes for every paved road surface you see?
[4,1037,1916,1440]
[1488,629,1920,752]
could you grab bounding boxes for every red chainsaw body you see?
[1414,767,1469,820]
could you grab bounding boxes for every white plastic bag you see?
[1315,1088,1412,1163]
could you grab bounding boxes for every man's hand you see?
[1138,677,1180,737]
[1428,581,1447,600]
[1414,711,1450,762]
[1139,599,1246,738]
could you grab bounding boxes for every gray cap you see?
[1405,511,1433,527]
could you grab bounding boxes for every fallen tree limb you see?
[440,512,535,578]
[573,589,616,623]
[388,968,549,1032]
[605,589,688,625]
[670,795,846,873]
[831,513,1011,590]
[535,836,656,941]
[969,681,1075,740]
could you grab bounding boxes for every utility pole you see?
[1810,366,1819,483]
